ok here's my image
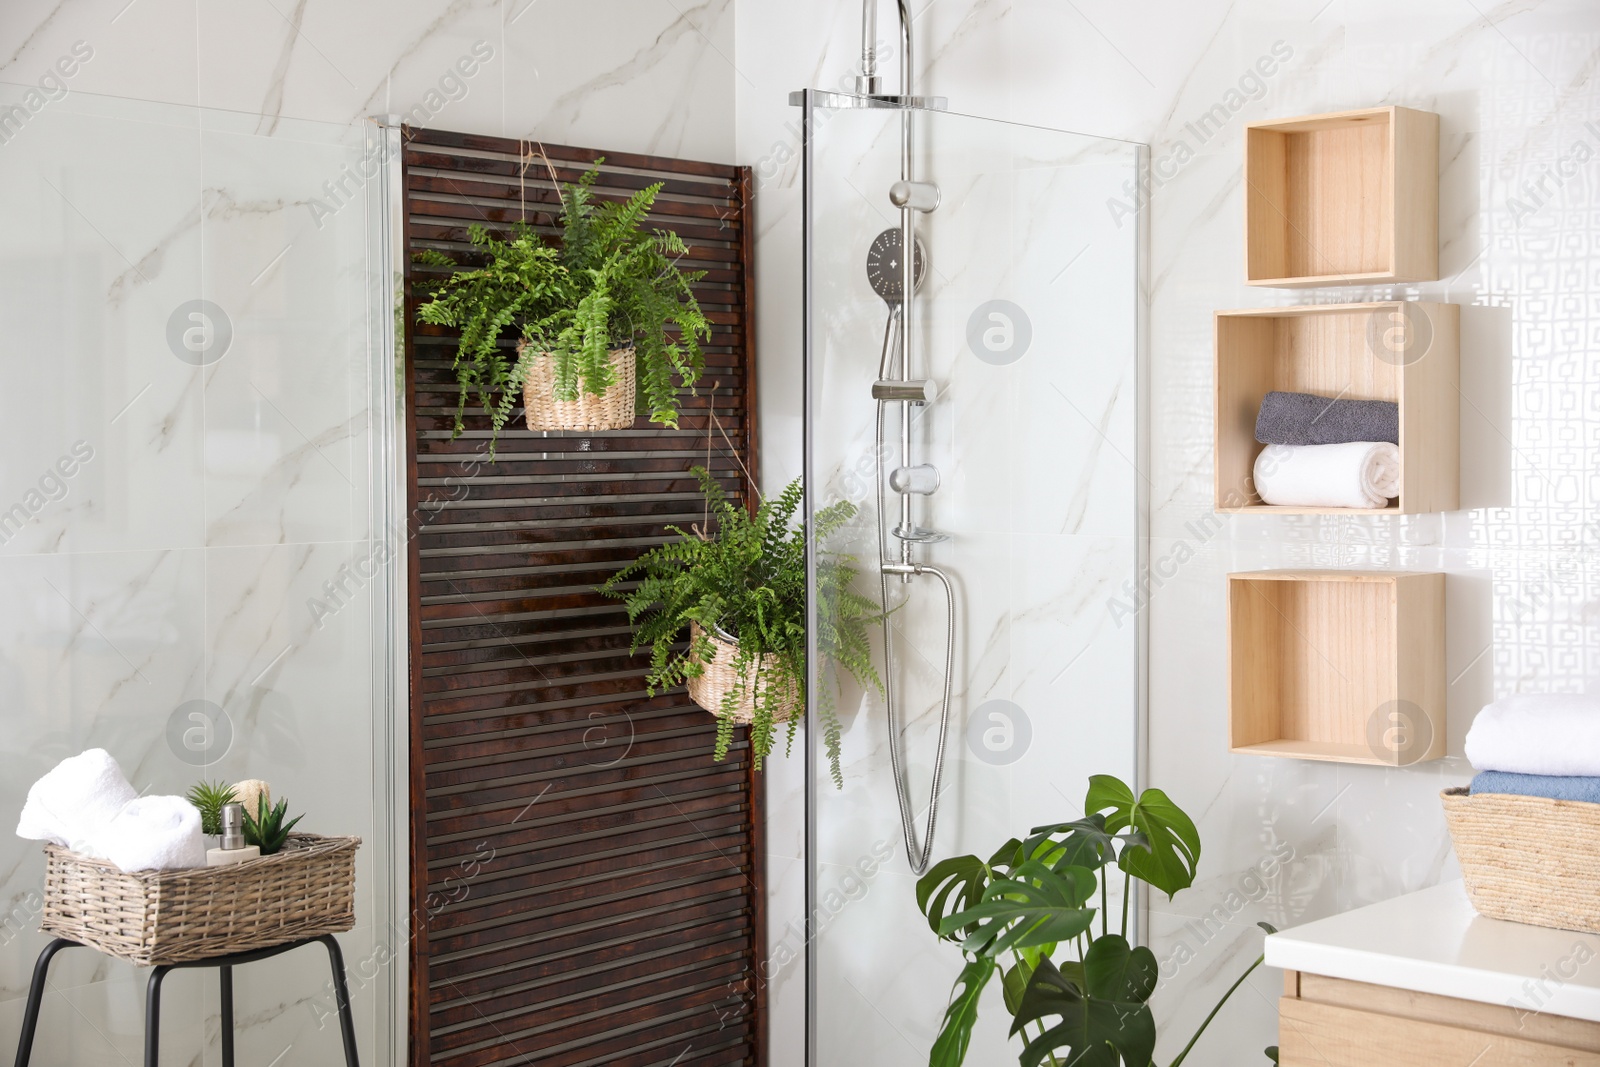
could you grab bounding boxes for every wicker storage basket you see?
[686,622,800,725]
[39,833,359,965]
[1442,787,1600,934]
[520,344,636,432]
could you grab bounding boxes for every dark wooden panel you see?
[404,127,762,1067]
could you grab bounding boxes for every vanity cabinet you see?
[1267,882,1600,1067]
[1280,971,1600,1066]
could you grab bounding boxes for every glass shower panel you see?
[804,97,1145,1065]
[0,89,398,1065]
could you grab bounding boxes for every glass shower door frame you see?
[797,87,1151,1067]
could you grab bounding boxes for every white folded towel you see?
[1465,694,1600,777]
[1253,441,1400,509]
[90,796,206,872]
[16,749,137,856]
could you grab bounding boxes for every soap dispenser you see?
[207,802,261,866]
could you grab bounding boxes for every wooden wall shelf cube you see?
[1228,570,1445,766]
[1214,301,1459,515]
[1245,106,1439,288]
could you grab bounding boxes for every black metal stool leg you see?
[219,965,234,1067]
[316,935,360,1067]
[144,965,170,1067]
[13,939,77,1067]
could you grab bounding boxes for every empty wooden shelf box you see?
[1228,570,1445,765]
[1245,106,1439,287]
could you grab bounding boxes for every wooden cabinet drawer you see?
[1280,996,1600,1066]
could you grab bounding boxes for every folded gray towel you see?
[1254,390,1399,447]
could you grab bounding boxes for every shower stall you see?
[794,21,1149,1065]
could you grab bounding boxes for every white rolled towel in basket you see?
[90,796,207,872]
[16,748,137,855]
[1253,441,1400,509]
[17,750,205,871]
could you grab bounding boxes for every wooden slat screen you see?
[401,127,763,1067]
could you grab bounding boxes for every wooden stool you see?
[12,934,359,1067]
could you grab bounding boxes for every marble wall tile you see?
[0,0,201,111]
[0,89,207,557]
[503,0,735,161]
[195,115,373,546]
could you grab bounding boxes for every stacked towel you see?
[1253,441,1400,509]
[15,750,206,871]
[1465,695,1600,804]
[1465,694,1600,777]
[1255,391,1399,447]
[1470,770,1600,804]
[1250,390,1402,509]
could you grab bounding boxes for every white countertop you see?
[1264,881,1600,1022]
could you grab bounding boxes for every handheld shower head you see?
[865,227,927,305]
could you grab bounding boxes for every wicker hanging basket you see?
[520,344,636,432]
[1442,787,1600,934]
[686,622,800,725]
[38,833,359,965]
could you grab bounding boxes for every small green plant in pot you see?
[415,160,710,448]
[242,793,304,856]
[917,774,1277,1067]
[600,468,880,785]
[185,780,238,836]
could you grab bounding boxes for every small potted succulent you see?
[601,469,880,786]
[415,160,709,450]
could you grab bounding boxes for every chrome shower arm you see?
[857,0,880,94]
[897,0,913,98]
[857,0,915,99]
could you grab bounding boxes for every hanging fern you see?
[600,469,881,786]
[414,160,710,454]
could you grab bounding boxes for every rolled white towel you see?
[16,749,137,856]
[90,796,206,872]
[1465,694,1600,777]
[1253,441,1400,509]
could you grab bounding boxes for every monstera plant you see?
[917,774,1276,1067]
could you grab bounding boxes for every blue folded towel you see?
[1470,770,1600,804]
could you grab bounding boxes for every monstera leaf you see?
[1022,813,1118,874]
[940,861,1097,958]
[987,836,1026,873]
[1010,957,1156,1067]
[1082,935,1158,1004]
[917,855,992,942]
[1001,957,1035,1014]
[930,957,995,1067]
[1086,775,1200,899]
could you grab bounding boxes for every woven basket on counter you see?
[1442,787,1600,934]
[39,833,359,966]
[686,621,800,725]
[520,343,636,432]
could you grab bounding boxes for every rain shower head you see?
[865,227,927,305]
